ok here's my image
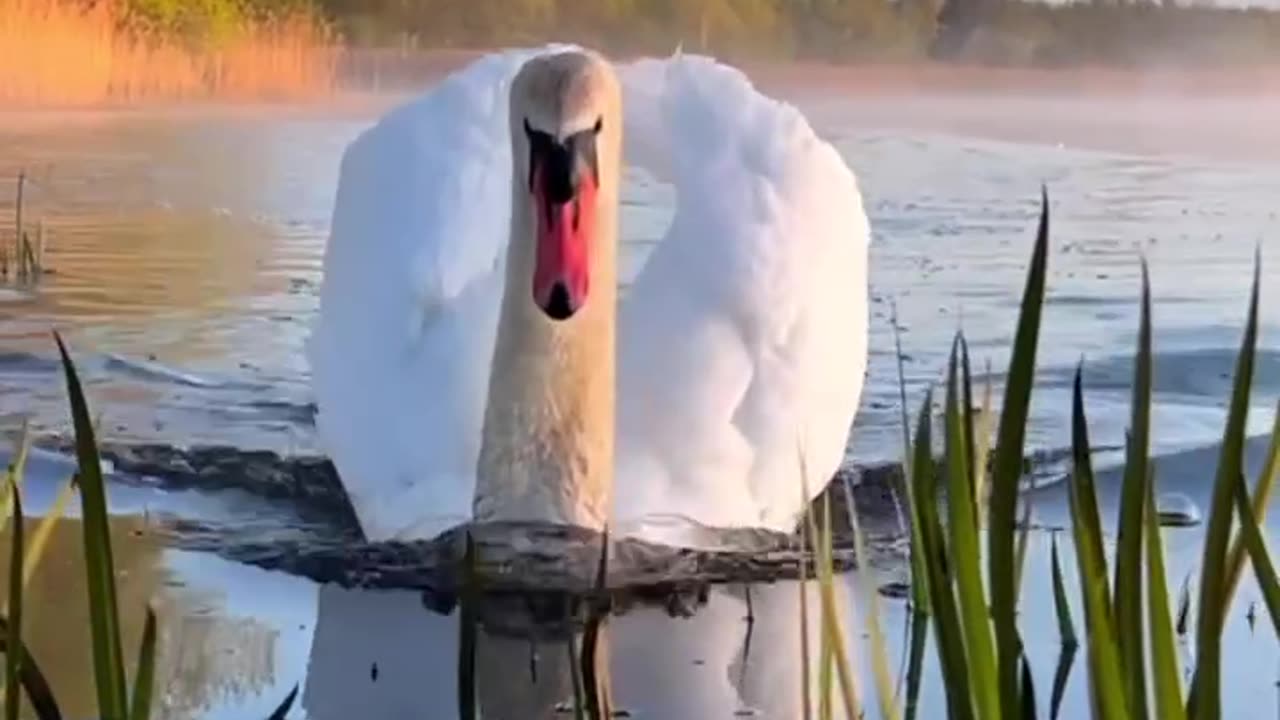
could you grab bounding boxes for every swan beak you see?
[530,128,599,322]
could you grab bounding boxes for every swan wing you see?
[308,48,565,541]
[615,55,870,537]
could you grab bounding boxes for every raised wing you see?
[614,55,870,538]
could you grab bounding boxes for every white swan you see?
[307,45,870,546]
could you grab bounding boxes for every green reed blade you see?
[1069,366,1131,720]
[908,391,975,720]
[1019,637,1037,720]
[960,335,979,511]
[128,606,156,720]
[1189,250,1260,720]
[54,332,128,720]
[810,493,860,720]
[0,617,60,720]
[843,476,901,720]
[799,507,812,720]
[1231,473,1280,640]
[975,360,995,529]
[1,422,30,537]
[1114,262,1153,719]
[581,532,611,720]
[1069,368,1113,615]
[265,685,298,720]
[990,188,1051,720]
[6,484,23,720]
[23,478,74,591]
[944,336,1000,720]
[1220,396,1280,623]
[1014,495,1033,605]
[891,310,931,618]
[457,532,477,720]
[903,608,928,720]
[1048,644,1077,720]
[1146,467,1186,720]
[1051,533,1078,649]
[567,634,586,720]
[1172,573,1192,635]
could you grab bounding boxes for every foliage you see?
[872,192,1280,719]
[303,0,1280,65]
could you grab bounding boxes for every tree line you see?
[103,0,1280,65]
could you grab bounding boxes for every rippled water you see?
[1,87,1280,717]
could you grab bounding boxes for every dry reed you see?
[0,0,340,106]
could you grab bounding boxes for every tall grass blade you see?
[909,391,975,720]
[1019,639,1037,720]
[1220,397,1280,622]
[810,493,861,720]
[456,532,477,720]
[581,532,612,720]
[1146,468,1186,720]
[903,608,928,720]
[265,685,299,720]
[0,617,60,720]
[975,360,995,529]
[1176,576,1191,638]
[22,478,74,591]
[1189,251,1260,720]
[990,188,1051,719]
[54,332,128,720]
[799,512,812,720]
[843,476,900,720]
[567,634,586,720]
[1231,473,1280,639]
[1048,644,1077,720]
[6,484,23,720]
[1,422,30,536]
[1014,495,1033,604]
[943,336,1000,719]
[128,607,156,720]
[1051,533,1077,649]
[892,311,931,618]
[1069,367,1130,720]
[1113,262,1153,719]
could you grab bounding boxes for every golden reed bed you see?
[0,0,340,106]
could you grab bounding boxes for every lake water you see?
[1,80,1280,718]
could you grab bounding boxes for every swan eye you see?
[592,116,603,135]
[524,119,555,191]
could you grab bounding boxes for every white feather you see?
[308,46,870,546]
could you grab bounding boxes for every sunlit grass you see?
[0,0,339,106]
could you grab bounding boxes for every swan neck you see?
[474,155,619,530]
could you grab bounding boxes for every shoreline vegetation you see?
[3,0,1280,107]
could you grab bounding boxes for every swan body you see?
[308,45,870,546]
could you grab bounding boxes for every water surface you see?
[1,86,1279,717]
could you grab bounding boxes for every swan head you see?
[510,50,621,322]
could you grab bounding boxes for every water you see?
[1,84,1280,717]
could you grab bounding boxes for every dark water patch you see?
[1038,346,1280,400]
[0,349,60,374]
[168,519,873,598]
[102,353,267,390]
[36,436,360,527]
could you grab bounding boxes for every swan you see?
[307,45,870,547]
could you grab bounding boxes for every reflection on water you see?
[0,515,288,720]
